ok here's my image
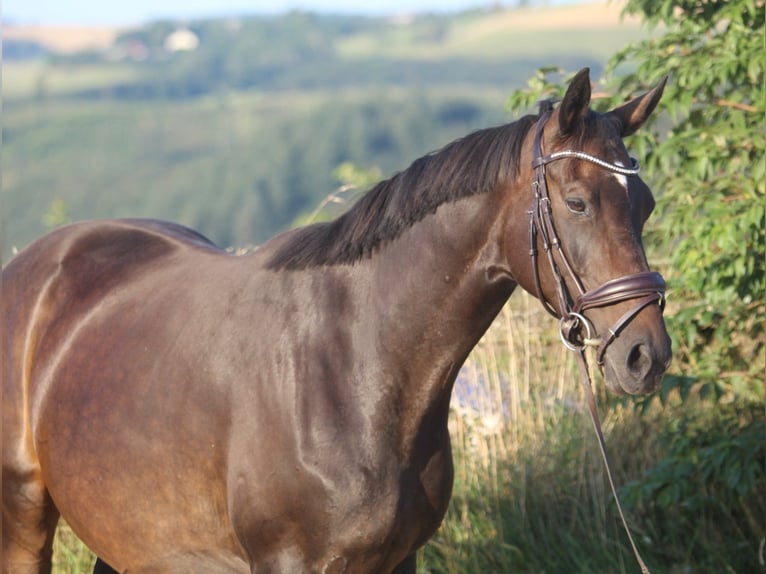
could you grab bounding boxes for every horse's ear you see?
[558,68,592,136]
[609,76,668,137]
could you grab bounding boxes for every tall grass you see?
[420,292,658,573]
[52,522,96,573]
[422,292,762,573]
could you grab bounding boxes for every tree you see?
[507,0,764,570]
[602,3,765,568]
[606,0,764,400]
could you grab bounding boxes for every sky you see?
[6,0,561,26]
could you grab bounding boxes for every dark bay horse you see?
[2,68,671,573]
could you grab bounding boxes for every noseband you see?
[528,111,666,365]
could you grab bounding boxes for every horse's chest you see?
[231,439,454,570]
[413,444,454,519]
[325,444,454,570]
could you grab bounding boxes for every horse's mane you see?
[267,112,539,270]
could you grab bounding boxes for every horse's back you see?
[2,218,221,431]
[3,218,219,296]
[2,219,245,569]
[4,218,200,399]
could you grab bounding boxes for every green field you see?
[2,2,652,259]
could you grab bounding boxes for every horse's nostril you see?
[626,343,651,378]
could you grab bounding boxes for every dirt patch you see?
[503,1,640,30]
[4,25,122,54]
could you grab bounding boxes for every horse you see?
[2,68,671,573]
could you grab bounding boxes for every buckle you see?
[559,312,599,352]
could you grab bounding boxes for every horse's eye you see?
[565,198,588,214]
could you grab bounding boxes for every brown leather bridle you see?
[527,111,666,574]
[528,111,666,366]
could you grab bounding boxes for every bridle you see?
[528,111,666,574]
[528,110,666,363]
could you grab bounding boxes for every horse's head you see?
[509,68,671,395]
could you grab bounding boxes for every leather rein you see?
[528,111,666,574]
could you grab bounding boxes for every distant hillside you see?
[4,25,121,55]
[5,2,642,60]
[3,1,652,258]
[7,6,649,102]
[336,2,644,60]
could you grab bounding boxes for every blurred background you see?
[3,1,763,573]
[3,0,648,257]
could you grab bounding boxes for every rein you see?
[528,112,666,574]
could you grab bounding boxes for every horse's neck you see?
[366,192,517,448]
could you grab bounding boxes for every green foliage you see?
[291,162,382,226]
[332,161,382,191]
[625,410,763,507]
[505,65,571,113]
[506,1,765,570]
[52,523,96,573]
[604,0,765,402]
[621,402,765,571]
[42,197,71,229]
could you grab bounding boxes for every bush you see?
[506,0,765,570]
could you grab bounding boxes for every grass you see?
[337,23,649,62]
[53,523,96,573]
[420,294,651,573]
[335,2,651,61]
[3,61,141,102]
